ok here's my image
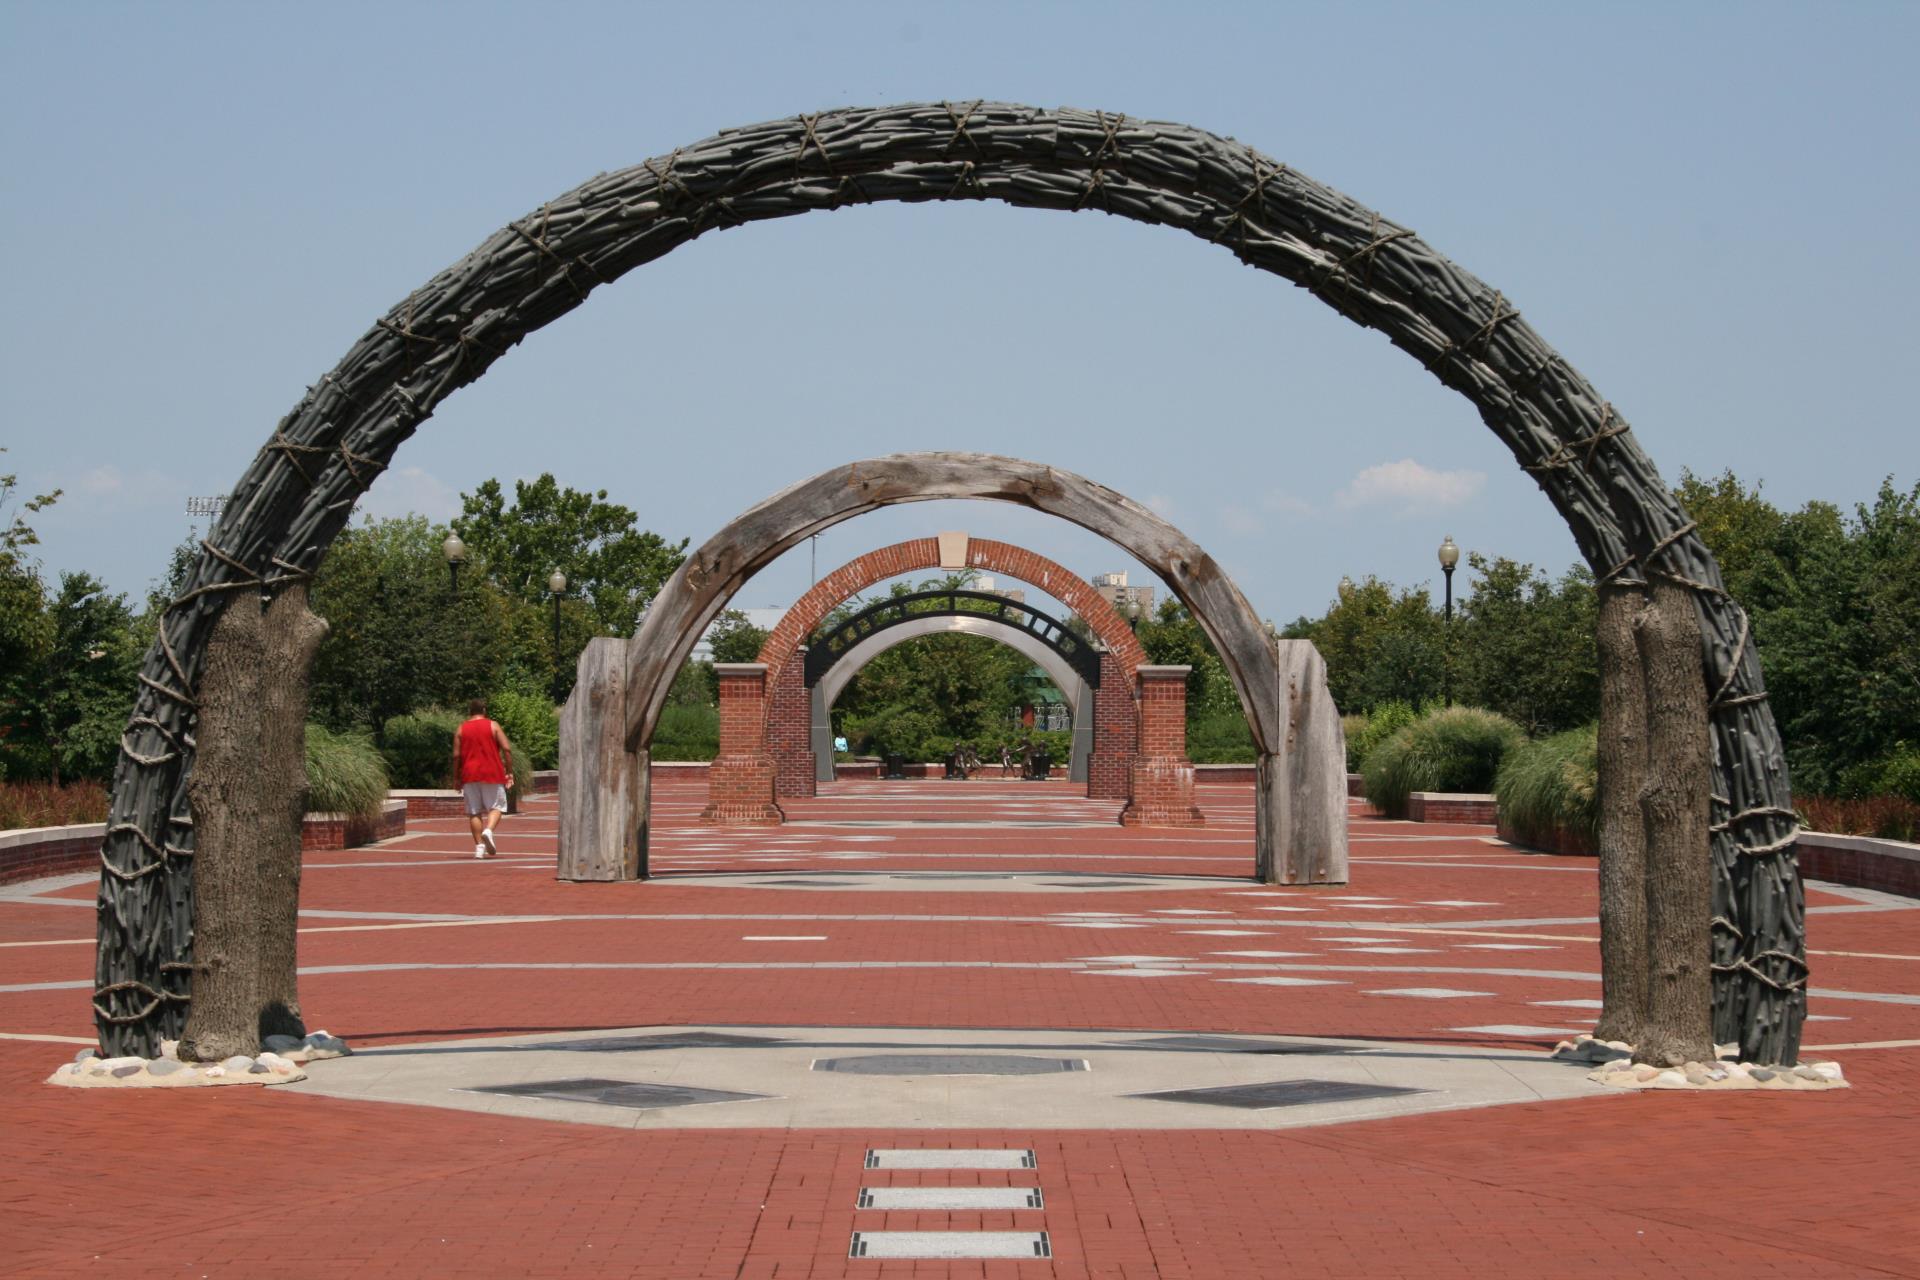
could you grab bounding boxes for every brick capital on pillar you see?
[1119,664,1204,827]
[701,662,784,826]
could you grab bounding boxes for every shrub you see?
[1189,710,1256,764]
[1494,724,1598,847]
[380,709,463,788]
[489,690,559,770]
[652,703,718,761]
[1797,794,1920,843]
[1341,714,1369,772]
[0,780,109,829]
[304,723,389,819]
[1363,705,1525,818]
[1347,701,1417,776]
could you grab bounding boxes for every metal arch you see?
[808,614,1096,785]
[812,614,1091,717]
[805,589,1101,690]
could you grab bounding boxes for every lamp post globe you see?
[548,569,568,699]
[441,533,467,595]
[1437,535,1459,706]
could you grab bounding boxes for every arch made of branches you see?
[99,101,1802,1064]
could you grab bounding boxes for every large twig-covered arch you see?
[99,101,1803,1063]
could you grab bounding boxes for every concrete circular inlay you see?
[813,1054,1087,1076]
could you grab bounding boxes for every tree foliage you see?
[454,474,686,635]
[1680,470,1920,792]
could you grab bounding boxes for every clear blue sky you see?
[3,0,1914,625]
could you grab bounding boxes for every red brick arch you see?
[755,537,1153,802]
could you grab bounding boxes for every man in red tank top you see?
[455,698,514,859]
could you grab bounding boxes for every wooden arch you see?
[98,101,1802,1063]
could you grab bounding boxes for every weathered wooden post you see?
[1255,639,1349,885]
[557,637,643,880]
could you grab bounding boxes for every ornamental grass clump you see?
[1494,724,1598,848]
[1363,705,1525,818]
[303,723,389,819]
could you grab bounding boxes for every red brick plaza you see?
[4,776,1917,1278]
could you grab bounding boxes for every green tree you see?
[306,515,530,732]
[1451,554,1598,735]
[1285,576,1444,714]
[454,474,686,635]
[0,456,61,779]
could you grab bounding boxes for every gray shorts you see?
[462,782,509,816]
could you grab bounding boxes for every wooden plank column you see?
[557,637,645,880]
[700,662,784,826]
[1254,639,1349,884]
[1119,665,1204,827]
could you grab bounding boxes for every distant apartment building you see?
[972,575,1026,604]
[1091,571,1154,619]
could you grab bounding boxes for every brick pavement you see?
[2,776,1915,1277]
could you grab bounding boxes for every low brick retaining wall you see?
[389,790,467,819]
[1347,772,1365,797]
[1496,816,1595,857]
[3,799,415,885]
[300,799,407,851]
[533,770,559,794]
[1407,792,1498,824]
[0,822,107,885]
[1195,764,1256,784]
[1796,832,1920,898]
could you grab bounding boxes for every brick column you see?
[1119,665,1204,827]
[1086,650,1136,800]
[767,649,815,799]
[700,663,783,826]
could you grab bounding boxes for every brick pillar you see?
[700,663,784,826]
[1086,650,1136,800]
[1119,665,1204,827]
[767,650,815,799]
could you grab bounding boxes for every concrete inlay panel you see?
[1368,988,1495,999]
[287,1024,1613,1131]
[858,1187,1043,1210]
[849,1231,1050,1259]
[867,1148,1037,1169]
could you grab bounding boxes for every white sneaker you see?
[481,830,498,857]
[474,845,487,859]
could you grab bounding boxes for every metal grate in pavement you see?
[819,1054,1085,1075]
[1130,1079,1427,1110]
[466,1077,770,1110]
[865,1148,1036,1169]
[850,1231,1050,1259]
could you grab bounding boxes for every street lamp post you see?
[442,533,467,595]
[1437,535,1460,707]
[547,569,568,700]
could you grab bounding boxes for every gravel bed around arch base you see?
[43,1031,349,1090]
[1551,1034,1848,1091]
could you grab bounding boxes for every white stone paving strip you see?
[1367,988,1494,999]
[1452,1024,1582,1037]
[1532,999,1604,1009]
[867,1149,1035,1169]
[1220,977,1345,987]
[859,1187,1042,1210]
[849,1232,1051,1259]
